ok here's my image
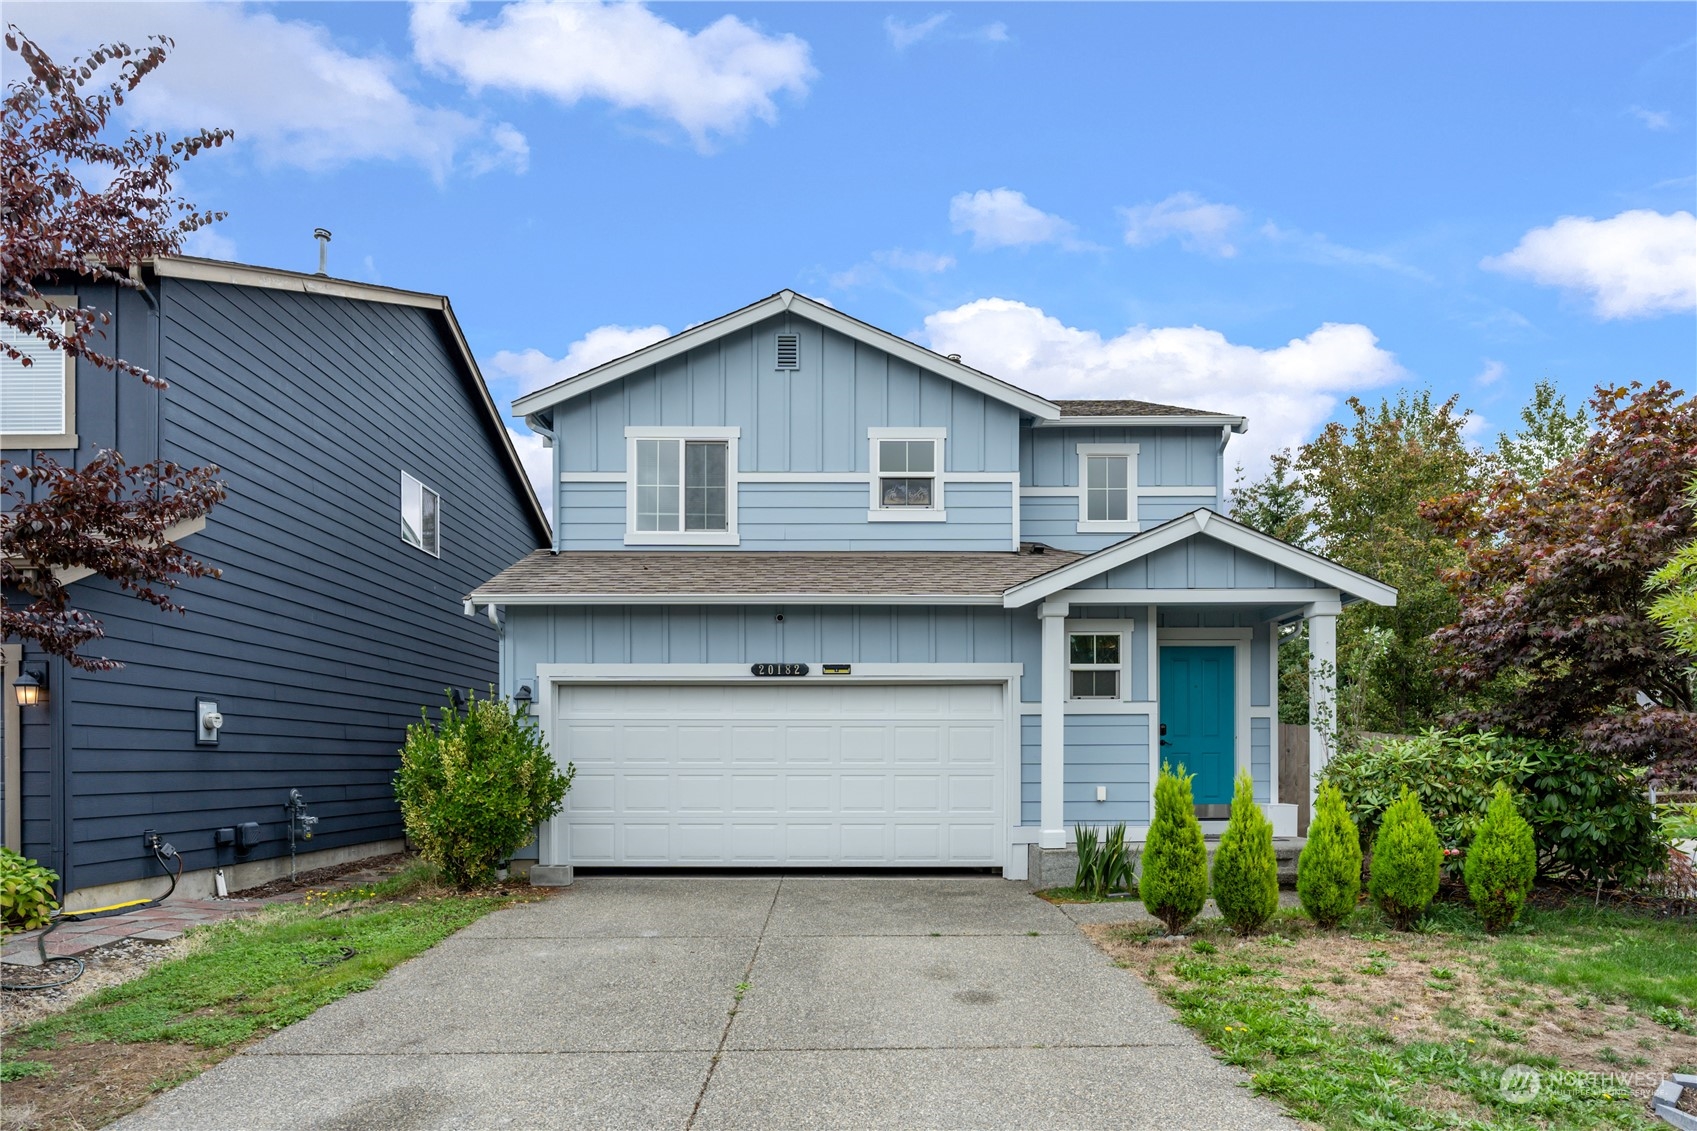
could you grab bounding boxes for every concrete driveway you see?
[116,876,1296,1130]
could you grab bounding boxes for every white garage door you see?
[553,681,1006,866]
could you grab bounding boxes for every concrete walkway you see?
[114,876,1296,1130]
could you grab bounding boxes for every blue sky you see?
[17,2,1696,499]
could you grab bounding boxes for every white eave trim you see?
[1036,414,1248,433]
[512,290,1062,421]
[466,591,1009,607]
[1000,508,1397,608]
[145,256,553,543]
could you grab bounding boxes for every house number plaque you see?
[750,663,809,677]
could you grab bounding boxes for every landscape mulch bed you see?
[229,851,414,900]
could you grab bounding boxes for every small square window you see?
[401,471,441,557]
[1068,632,1122,699]
[877,438,937,508]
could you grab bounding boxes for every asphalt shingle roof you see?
[470,547,1082,601]
[1053,399,1230,417]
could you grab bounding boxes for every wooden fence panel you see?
[1279,723,1310,836]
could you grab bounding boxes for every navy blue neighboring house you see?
[1,255,549,909]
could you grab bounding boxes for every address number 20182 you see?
[750,663,810,677]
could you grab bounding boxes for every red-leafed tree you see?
[2,28,231,670]
[1421,381,1697,786]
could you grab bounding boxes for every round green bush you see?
[1139,762,1208,934]
[1211,771,1279,935]
[1465,782,1537,933]
[1,847,60,933]
[395,692,575,888]
[1369,788,1442,929]
[1298,781,1363,928]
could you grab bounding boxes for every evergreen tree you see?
[1212,771,1279,935]
[1369,789,1443,929]
[1298,781,1363,928]
[1464,783,1537,932]
[1139,763,1208,933]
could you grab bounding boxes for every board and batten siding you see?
[9,277,544,891]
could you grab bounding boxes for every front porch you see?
[1000,509,1394,881]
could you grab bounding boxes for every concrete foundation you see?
[59,838,406,913]
[529,864,575,887]
[1027,837,1306,891]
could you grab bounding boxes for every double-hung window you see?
[1068,632,1122,699]
[625,427,739,544]
[401,471,441,557]
[1,298,78,449]
[1076,444,1139,534]
[868,428,945,521]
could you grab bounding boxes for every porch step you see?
[1026,838,1307,890]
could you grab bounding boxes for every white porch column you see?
[1039,599,1070,849]
[1305,592,1341,808]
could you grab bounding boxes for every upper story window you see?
[625,427,740,545]
[868,428,946,522]
[401,471,441,557]
[1069,632,1122,699]
[1076,443,1140,534]
[0,300,78,449]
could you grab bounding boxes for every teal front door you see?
[1159,646,1236,807]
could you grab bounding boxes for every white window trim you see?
[1075,443,1140,534]
[1066,620,1132,703]
[623,426,741,546]
[400,470,441,558]
[1,296,79,450]
[867,426,946,522]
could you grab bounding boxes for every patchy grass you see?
[1084,898,1697,1129]
[1033,885,1137,904]
[1,869,540,1130]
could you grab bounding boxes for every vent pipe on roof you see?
[946,353,961,362]
[313,228,332,276]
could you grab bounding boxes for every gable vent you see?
[775,333,800,371]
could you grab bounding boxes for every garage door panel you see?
[553,681,1004,866]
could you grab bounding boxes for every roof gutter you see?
[1033,414,1248,433]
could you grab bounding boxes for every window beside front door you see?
[625,428,740,545]
[1076,443,1139,534]
[1069,632,1122,699]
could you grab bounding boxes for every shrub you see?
[395,692,575,888]
[1139,762,1208,933]
[1298,781,1363,928]
[1072,822,1133,899]
[1,848,59,933]
[1465,783,1536,932]
[1520,743,1666,886]
[1369,789,1442,929]
[1322,729,1532,850]
[1212,772,1279,935]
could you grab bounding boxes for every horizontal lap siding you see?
[1063,715,1151,825]
[1252,717,1272,803]
[23,278,542,891]
[1020,716,1040,825]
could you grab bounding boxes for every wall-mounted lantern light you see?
[514,684,534,713]
[12,667,46,708]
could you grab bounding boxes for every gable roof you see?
[469,546,1083,606]
[1048,399,1248,432]
[1000,508,1397,608]
[146,255,551,545]
[511,290,1063,423]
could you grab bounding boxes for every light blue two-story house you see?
[471,291,1394,881]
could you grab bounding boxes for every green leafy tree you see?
[1139,763,1208,933]
[1649,475,1697,662]
[395,692,574,888]
[1211,772,1279,935]
[1369,789,1442,929]
[1464,783,1536,932]
[1495,378,1590,483]
[1424,382,1697,786]
[1230,450,1312,549]
[1298,782,1362,928]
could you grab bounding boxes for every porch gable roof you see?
[1000,508,1398,609]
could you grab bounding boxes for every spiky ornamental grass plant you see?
[1465,782,1537,932]
[1369,788,1443,929]
[1212,772,1279,935]
[1139,763,1208,933]
[1299,781,1363,928]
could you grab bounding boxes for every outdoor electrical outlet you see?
[1096,786,1108,802]
[143,829,160,851]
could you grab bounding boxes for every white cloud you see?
[411,1,815,149]
[1630,106,1673,130]
[506,426,554,519]
[1122,192,1246,257]
[876,249,956,273]
[949,188,1076,250]
[10,2,527,179]
[886,13,949,50]
[921,298,1406,473]
[975,22,1010,43]
[1475,359,1505,387]
[181,227,237,261]
[1259,222,1433,282]
[489,324,674,396]
[1482,209,1697,319]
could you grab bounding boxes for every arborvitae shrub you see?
[1139,762,1208,934]
[1465,783,1537,932]
[1369,788,1443,929]
[1212,771,1279,935]
[1298,781,1363,928]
